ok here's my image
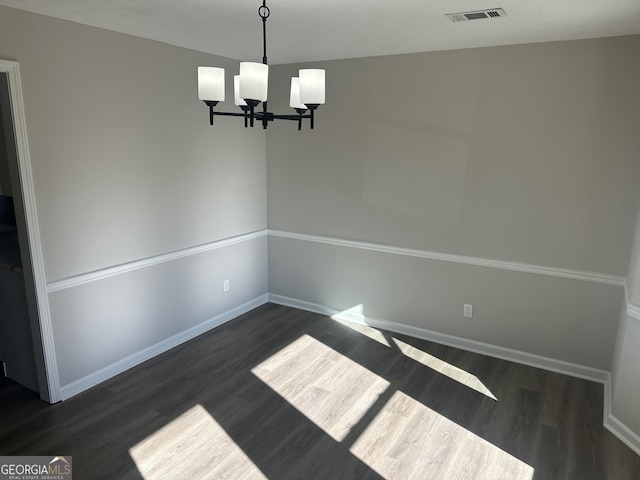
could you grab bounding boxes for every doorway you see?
[0,72,39,394]
[0,60,59,403]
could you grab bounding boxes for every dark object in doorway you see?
[0,194,16,227]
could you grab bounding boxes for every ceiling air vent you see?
[445,8,506,23]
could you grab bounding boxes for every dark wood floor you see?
[1,303,639,479]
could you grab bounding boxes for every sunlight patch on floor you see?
[331,304,391,347]
[252,334,390,442]
[129,404,267,480]
[331,306,497,400]
[391,337,498,400]
[350,391,534,480]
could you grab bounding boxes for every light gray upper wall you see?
[268,36,640,276]
[0,5,267,282]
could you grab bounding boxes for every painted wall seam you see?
[46,230,268,293]
[268,230,625,287]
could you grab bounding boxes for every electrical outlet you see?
[223,279,230,292]
[464,304,473,318]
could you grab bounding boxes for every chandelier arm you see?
[209,111,248,118]
[207,108,313,129]
[206,109,310,121]
[270,114,311,120]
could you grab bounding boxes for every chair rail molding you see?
[47,229,268,292]
[268,230,625,287]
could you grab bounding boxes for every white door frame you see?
[1,59,60,403]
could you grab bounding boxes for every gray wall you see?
[269,237,623,369]
[267,36,640,371]
[49,237,267,386]
[612,204,640,436]
[0,6,268,392]
[0,7,267,282]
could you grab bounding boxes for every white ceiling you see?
[1,0,639,64]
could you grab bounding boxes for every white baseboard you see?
[267,294,609,383]
[605,415,640,457]
[59,295,269,400]
[603,381,640,456]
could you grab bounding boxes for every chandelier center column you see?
[259,1,270,65]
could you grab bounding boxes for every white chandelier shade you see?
[233,76,247,107]
[198,65,325,109]
[238,62,269,102]
[197,1,325,130]
[289,77,305,110]
[299,69,325,105]
[197,66,225,102]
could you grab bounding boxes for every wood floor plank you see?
[1,303,639,479]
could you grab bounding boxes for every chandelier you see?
[197,1,326,130]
